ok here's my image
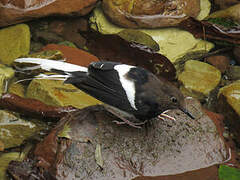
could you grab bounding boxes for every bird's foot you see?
[158,110,176,121]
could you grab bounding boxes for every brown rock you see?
[49,18,89,48]
[102,0,200,28]
[0,0,98,27]
[42,44,99,67]
[206,55,230,73]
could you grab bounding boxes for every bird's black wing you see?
[65,62,136,113]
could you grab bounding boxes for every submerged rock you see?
[206,55,230,73]
[89,6,214,63]
[26,79,102,109]
[0,0,98,27]
[218,80,240,144]
[0,110,43,149]
[0,24,30,65]
[178,60,221,99]
[8,98,229,179]
[0,152,25,180]
[0,64,15,97]
[102,0,201,28]
[225,66,240,81]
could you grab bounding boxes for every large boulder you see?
[0,0,98,27]
[102,0,201,28]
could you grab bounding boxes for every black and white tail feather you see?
[15,58,194,128]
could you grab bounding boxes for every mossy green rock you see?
[218,80,240,116]
[118,29,159,51]
[0,110,42,149]
[89,6,214,63]
[178,60,221,99]
[0,24,30,65]
[0,152,25,180]
[26,79,102,109]
[0,64,14,79]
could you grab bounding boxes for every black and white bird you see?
[14,58,194,128]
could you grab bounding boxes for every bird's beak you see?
[180,108,195,119]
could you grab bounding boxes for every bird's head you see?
[149,76,194,119]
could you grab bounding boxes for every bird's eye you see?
[171,97,177,103]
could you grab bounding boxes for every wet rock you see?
[89,6,214,63]
[0,24,30,65]
[42,44,99,67]
[178,60,221,100]
[102,0,201,28]
[26,79,102,109]
[48,18,89,48]
[206,55,230,73]
[33,31,64,44]
[0,64,14,97]
[225,66,240,81]
[196,0,211,20]
[10,98,229,179]
[218,81,240,144]
[117,29,159,51]
[0,0,98,27]
[7,83,25,97]
[0,110,43,149]
[0,152,25,180]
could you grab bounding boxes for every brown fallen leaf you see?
[83,31,176,81]
[0,93,77,120]
[179,17,240,45]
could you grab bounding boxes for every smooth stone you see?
[226,66,240,81]
[8,82,25,97]
[178,60,221,98]
[27,98,228,179]
[0,64,15,97]
[26,79,102,109]
[0,0,98,27]
[0,110,43,149]
[206,55,230,73]
[89,6,214,63]
[102,0,200,28]
[218,80,240,116]
[0,152,25,180]
[0,24,30,65]
[218,80,240,145]
[196,0,211,20]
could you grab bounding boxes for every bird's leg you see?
[158,110,176,121]
[103,105,147,128]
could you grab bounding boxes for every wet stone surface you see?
[9,98,229,179]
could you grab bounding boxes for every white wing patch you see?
[114,64,137,110]
[15,58,88,72]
